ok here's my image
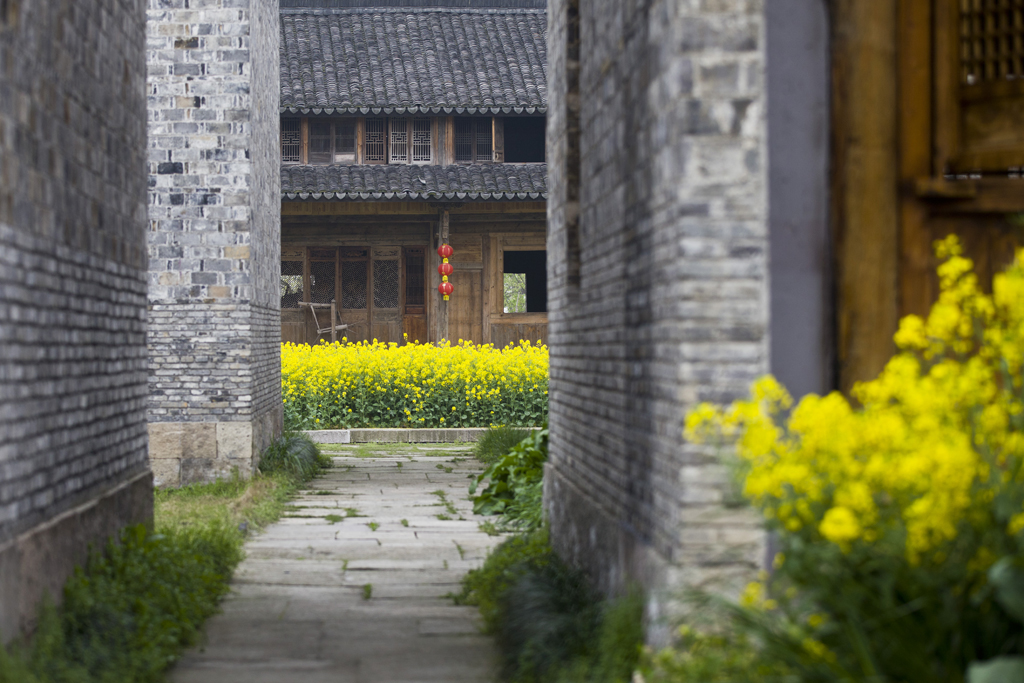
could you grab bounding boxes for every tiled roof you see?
[281,1,546,7]
[281,163,548,200]
[280,7,547,114]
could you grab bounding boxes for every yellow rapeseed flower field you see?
[282,338,548,429]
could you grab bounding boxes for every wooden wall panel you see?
[449,270,482,344]
[403,316,428,344]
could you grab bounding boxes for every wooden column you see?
[831,0,900,392]
[438,210,450,343]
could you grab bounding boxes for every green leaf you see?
[989,557,1024,622]
[968,657,1024,683]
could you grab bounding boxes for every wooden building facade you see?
[277,1,549,347]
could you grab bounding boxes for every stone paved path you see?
[170,444,501,683]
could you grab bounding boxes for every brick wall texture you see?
[544,0,770,632]
[145,0,282,485]
[0,0,153,638]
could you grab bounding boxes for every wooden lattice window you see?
[281,119,301,164]
[388,119,432,164]
[364,118,387,163]
[412,119,432,162]
[373,259,400,309]
[454,117,493,162]
[309,249,337,304]
[280,260,303,308]
[390,118,409,163]
[936,0,1024,172]
[341,248,368,309]
[960,0,1024,85]
[308,119,356,164]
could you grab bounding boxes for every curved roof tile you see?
[280,8,547,112]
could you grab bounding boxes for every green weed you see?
[324,514,344,524]
[476,425,533,464]
[362,584,373,600]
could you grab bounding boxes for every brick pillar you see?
[145,0,282,487]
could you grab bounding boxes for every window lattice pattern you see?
[310,261,336,304]
[961,0,1024,84]
[455,118,474,161]
[336,120,356,159]
[281,120,301,163]
[476,119,493,161]
[281,261,303,308]
[342,261,367,309]
[365,118,386,162]
[390,118,409,163]
[309,119,333,164]
[405,250,424,308]
[412,119,431,162]
[373,260,400,309]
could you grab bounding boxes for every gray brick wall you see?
[0,0,152,638]
[545,0,769,635]
[146,0,282,485]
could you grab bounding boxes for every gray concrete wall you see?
[545,0,769,639]
[146,0,282,487]
[0,0,153,640]
[767,0,832,398]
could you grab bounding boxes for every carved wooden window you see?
[390,118,409,163]
[960,0,1024,84]
[404,247,425,314]
[280,260,303,308]
[281,119,301,164]
[373,256,400,309]
[308,119,356,164]
[341,248,369,310]
[455,117,494,162]
[309,249,338,304]
[364,118,387,163]
[388,118,432,164]
[936,0,1024,172]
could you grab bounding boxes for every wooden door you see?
[280,247,306,343]
[370,246,402,344]
[306,248,338,345]
[339,247,370,343]
[402,246,428,343]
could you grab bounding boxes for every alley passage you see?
[171,444,501,683]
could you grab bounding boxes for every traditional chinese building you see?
[277,0,549,348]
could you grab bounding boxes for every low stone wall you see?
[303,428,542,444]
[149,407,283,488]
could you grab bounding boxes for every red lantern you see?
[438,281,454,301]
[437,244,453,259]
[438,262,453,278]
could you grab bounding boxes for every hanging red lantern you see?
[438,281,454,301]
[438,262,453,278]
[437,244,453,259]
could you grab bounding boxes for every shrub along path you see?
[170,443,502,683]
